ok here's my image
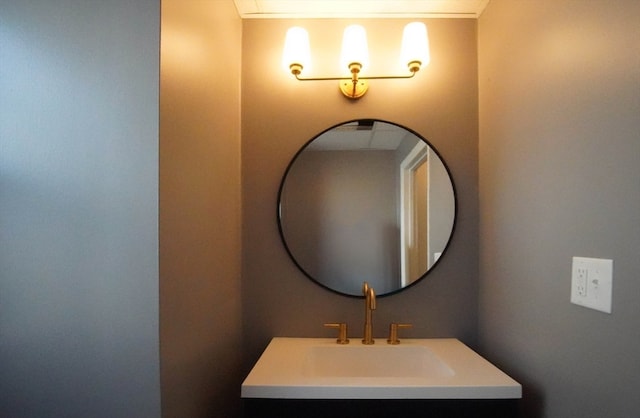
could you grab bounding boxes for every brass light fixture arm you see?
[294,70,417,99]
[293,71,416,82]
[289,61,420,99]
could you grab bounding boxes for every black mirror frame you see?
[276,119,458,298]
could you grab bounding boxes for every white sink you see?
[241,337,521,399]
[303,344,454,378]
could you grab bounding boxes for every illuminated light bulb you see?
[340,25,370,73]
[401,22,430,72]
[283,26,311,75]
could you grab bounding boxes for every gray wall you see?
[282,150,399,294]
[0,1,160,417]
[241,18,479,370]
[428,151,456,265]
[478,1,640,417]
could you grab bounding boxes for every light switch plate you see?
[571,257,613,313]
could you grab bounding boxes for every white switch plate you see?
[571,257,613,313]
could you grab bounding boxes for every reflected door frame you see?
[400,142,429,287]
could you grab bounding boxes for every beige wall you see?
[241,18,479,369]
[479,1,640,417]
[160,1,242,417]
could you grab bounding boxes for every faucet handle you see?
[324,323,349,344]
[387,323,412,345]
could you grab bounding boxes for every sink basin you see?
[241,338,521,399]
[304,344,454,378]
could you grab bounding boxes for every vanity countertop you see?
[241,337,521,399]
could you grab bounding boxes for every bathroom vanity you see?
[248,119,521,416]
[242,337,521,418]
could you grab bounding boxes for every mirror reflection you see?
[278,120,456,297]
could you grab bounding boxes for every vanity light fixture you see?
[283,22,430,99]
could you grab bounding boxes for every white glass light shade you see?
[283,27,311,73]
[401,22,430,70]
[340,25,370,71]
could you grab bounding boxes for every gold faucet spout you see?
[362,282,376,345]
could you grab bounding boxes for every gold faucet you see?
[362,282,376,345]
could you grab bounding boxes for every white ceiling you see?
[233,0,490,19]
[307,121,417,151]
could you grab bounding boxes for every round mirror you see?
[277,119,456,297]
